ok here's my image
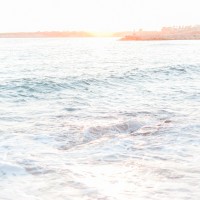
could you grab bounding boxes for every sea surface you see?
[0,38,200,200]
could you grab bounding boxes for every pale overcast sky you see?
[0,0,199,32]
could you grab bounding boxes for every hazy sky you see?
[0,0,199,32]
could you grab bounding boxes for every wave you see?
[108,64,200,81]
[82,120,145,142]
[0,77,106,96]
[2,63,199,88]
[57,119,172,152]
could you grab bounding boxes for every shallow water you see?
[0,38,200,200]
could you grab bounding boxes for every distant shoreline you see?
[0,31,94,38]
[120,37,200,41]
[0,26,200,40]
[120,26,200,41]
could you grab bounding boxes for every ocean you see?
[0,38,200,200]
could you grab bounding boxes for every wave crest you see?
[83,120,144,141]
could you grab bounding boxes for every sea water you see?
[0,38,200,200]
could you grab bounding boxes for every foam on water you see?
[0,161,27,176]
[83,120,144,141]
[0,38,200,200]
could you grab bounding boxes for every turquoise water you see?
[0,38,200,200]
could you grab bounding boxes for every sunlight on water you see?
[0,38,200,200]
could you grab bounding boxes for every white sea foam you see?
[0,162,27,177]
[82,120,145,141]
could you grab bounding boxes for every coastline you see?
[120,26,200,41]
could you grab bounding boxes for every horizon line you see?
[0,25,199,38]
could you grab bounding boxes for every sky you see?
[0,0,199,33]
